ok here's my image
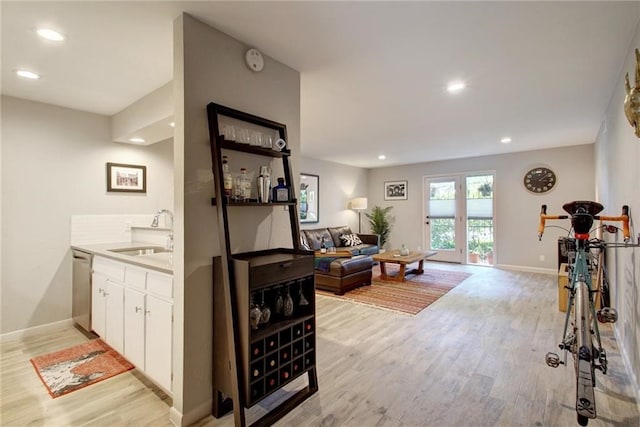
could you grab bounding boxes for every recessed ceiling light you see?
[500,137,512,144]
[36,28,65,41]
[378,154,386,160]
[129,137,145,143]
[169,122,175,128]
[447,81,466,93]
[16,70,40,80]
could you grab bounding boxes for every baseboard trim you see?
[495,264,556,275]
[0,318,74,343]
[169,406,182,426]
[170,399,212,426]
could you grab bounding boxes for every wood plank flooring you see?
[2,264,638,426]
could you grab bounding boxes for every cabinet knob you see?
[135,306,142,313]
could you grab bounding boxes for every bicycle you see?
[537,201,633,426]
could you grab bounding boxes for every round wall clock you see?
[523,167,557,194]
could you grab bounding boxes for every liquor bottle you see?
[272,177,289,202]
[222,156,233,201]
[320,237,327,254]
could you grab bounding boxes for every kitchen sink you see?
[109,246,171,256]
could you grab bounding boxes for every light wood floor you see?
[2,264,638,426]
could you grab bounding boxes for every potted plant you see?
[478,182,492,197]
[365,205,393,249]
[468,237,478,263]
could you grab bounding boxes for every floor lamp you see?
[350,197,368,233]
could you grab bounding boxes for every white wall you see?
[299,156,368,232]
[0,95,173,334]
[367,144,595,270]
[595,21,640,397]
[172,13,301,425]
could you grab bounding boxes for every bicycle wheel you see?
[575,281,596,421]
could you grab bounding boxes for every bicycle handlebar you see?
[538,203,630,242]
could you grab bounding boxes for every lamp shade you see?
[351,197,368,210]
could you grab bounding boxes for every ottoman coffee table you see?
[372,250,437,282]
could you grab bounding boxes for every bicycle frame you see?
[538,201,632,426]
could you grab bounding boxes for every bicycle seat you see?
[563,201,603,235]
[562,201,604,216]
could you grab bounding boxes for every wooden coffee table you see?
[372,250,438,282]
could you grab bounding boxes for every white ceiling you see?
[2,2,639,168]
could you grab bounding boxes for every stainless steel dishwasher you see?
[72,249,93,332]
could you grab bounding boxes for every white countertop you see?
[72,241,173,274]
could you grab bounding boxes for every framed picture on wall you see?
[384,180,408,200]
[107,162,147,193]
[299,173,319,223]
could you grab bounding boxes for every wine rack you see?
[233,250,316,406]
[208,103,318,427]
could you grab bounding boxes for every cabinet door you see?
[105,280,125,354]
[124,287,146,369]
[91,273,107,337]
[145,295,173,391]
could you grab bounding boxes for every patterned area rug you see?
[317,265,471,315]
[31,339,134,398]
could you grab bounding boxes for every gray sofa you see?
[300,226,380,295]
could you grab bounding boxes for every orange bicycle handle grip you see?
[538,205,569,240]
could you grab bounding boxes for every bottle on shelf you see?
[222,156,233,201]
[272,177,289,202]
[320,237,327,254]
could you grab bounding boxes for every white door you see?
[425,176,464,263]
[105,280,125,354]
[124,288,146,368]
[91,273,107,337]
[145,295,173,391]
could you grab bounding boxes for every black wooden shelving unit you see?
[207,103,318,427]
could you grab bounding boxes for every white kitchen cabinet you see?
[91,274,107,338]
[144,294,173,391]
[91,272,124,354]
[92,255,173,393]
[123,282,173,392]
[124,287,146,368]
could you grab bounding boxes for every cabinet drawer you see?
[147,272,173,299]
[248,256,313,289]
[93,256,125,282]
[125,265,147,291]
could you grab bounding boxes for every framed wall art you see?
[106,162,146,193]
[384,180,408,201]
[299,173,319,223]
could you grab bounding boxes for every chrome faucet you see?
[151,209,173,229]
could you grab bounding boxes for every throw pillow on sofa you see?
[340,233,363,247]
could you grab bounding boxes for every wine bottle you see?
[320,237,327,254]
